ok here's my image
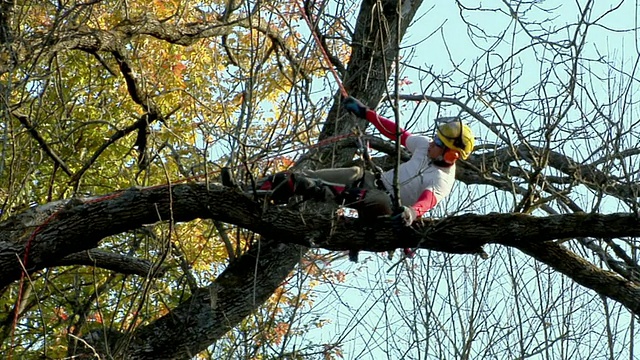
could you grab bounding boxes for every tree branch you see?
[122,240,305,359]
[56,249,167,277]
[1,183,639,313]
[12,111,73,177]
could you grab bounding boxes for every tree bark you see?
[76,239,306,360]
[11,1,638,358]
[2,183,640,317]
[76,1,424,357]
[55,249,167,277]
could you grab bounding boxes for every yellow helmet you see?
[436,118,475,160]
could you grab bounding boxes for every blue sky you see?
[199,1,638,358]
[296,1,640,359]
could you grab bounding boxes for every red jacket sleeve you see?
[364,109,411,147]
[411,189,438,217]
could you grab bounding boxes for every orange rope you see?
[294,0,348,97]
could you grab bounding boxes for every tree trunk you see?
[101,1,424,357]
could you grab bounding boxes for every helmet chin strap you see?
[442,157,455,165]
[431,155,455,167]
[432,149,458,166]
[432,158,453,167]
[428,141,458,166]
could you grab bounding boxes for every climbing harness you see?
[352,127,392,200]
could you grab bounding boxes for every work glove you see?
[389,206,418,259]
[392,206,417,227]
[403,248,416,258]
[387,248,416,260]
[342,96,368,119]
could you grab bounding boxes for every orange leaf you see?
[172,62,187,77]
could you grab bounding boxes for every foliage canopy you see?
[0,0,638,359]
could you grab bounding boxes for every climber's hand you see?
[342,96,368,119]
[391,206,417,227]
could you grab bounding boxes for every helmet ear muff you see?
[443,149,460,164]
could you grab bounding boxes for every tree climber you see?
[246,96,474,256]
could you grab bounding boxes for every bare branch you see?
[56,249,167,277]
[1,184,639,313]
[11,111,73,177]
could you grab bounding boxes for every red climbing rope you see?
[294,0,348,97]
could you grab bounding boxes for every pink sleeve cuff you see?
[412,190,437,217]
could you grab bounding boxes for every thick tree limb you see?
[56,249,167,277]
[318,0,425,146]
[1,183,639,315]
[10,2,638,359]
[12,111,73,177]
[483,144,640,201]
[516,241,640,314]
[119,241,306,360]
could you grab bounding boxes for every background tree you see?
[0,0,638,359]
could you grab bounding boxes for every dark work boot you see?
[221,167,239,189]
[256,172,336,204]
[290,174,335,202]
[257,172,295,204]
